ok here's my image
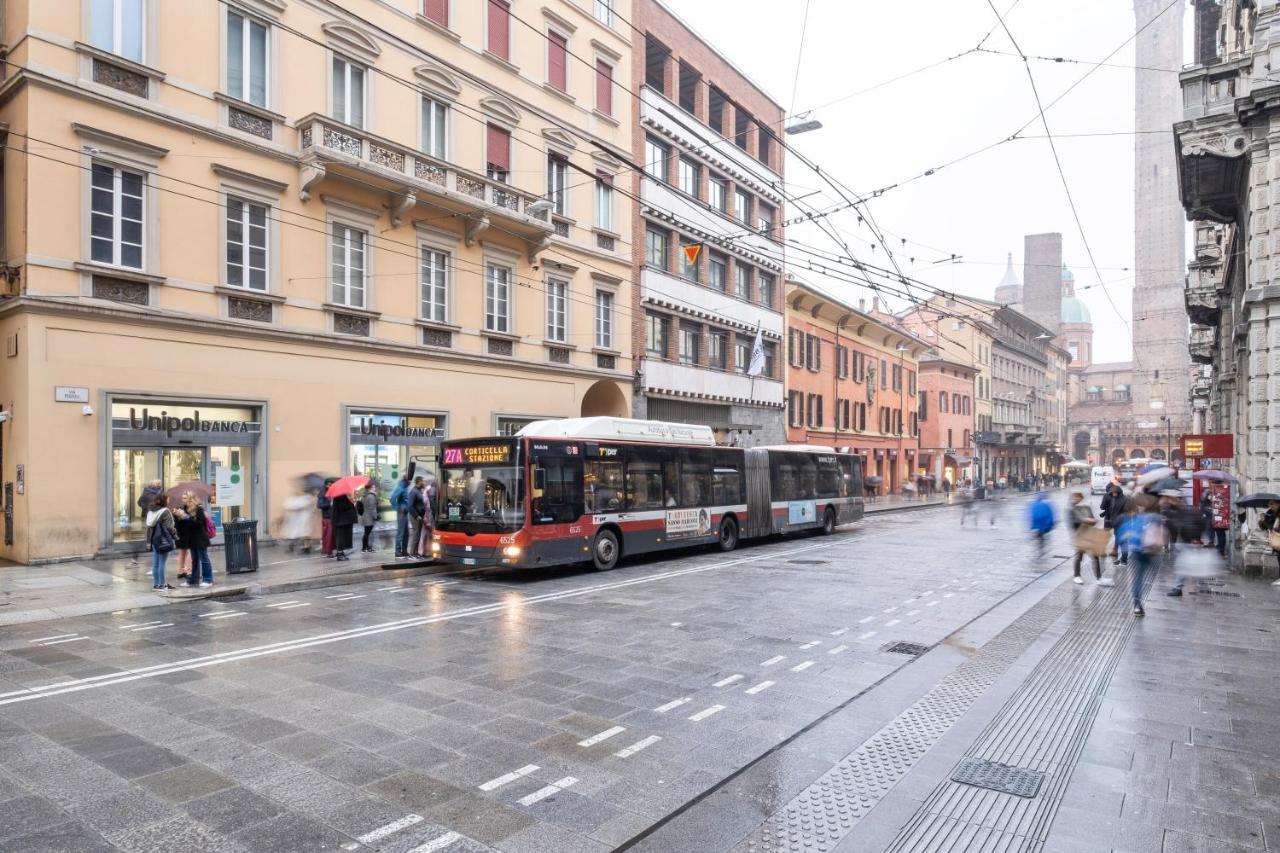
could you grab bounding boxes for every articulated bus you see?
[430,417,864,571]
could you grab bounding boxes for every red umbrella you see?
[325,475,369,498]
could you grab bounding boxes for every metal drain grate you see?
[1205,590,1242,597]
[950,757,1044,798]
[882,641,931,657]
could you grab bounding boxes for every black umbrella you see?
[299,472,327,492]
[1236,492,1280,508]
[1147,477,1187,494]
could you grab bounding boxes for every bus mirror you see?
[533,467,546,493]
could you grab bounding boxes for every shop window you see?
[348,411,444,522]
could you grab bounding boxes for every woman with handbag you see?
[1261,500,1280,585]
[186,500,215,588]
[1068,491,1112,585]
[145,494,177,591]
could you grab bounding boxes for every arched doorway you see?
[1130,449,1146,460]
[1170,450,1184,466]
[1150,449,1166,461]
[581,380,629,418]
[1110,449,1126,464]
[1073,431,1090,461]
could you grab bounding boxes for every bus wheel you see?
[592,529,620,571]
[821,507,837,535]
[718,517,739,552]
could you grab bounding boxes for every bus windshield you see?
[437,440,524,531]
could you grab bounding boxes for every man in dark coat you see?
[330,493,358,561]
[1100,482,1127,565]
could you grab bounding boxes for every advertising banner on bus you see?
[788,500,816,525]
[666,508,712,538]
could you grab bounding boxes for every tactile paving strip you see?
[737,582,1076,853]
[883,566,1149,853]
[950,757,1044,798]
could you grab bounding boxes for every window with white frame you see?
[546,278,567,342]
[734,262,751,299]
[421,96,448,159]
[419,247,448,322]
[594,290,614,349]
[757,201,775,236]
[677,157,699,197]
[644,137,669,182]
[227,11,268,107]
[595,173,614,231]
[708,175,727,212]
[90,162,145,269]
[547,154,569,216]
[330,224,366,307]
[332,55,366,129]
[594,0,613,25]
[90,0,145,63]
[226,197,268,290]
[734,189,751,224]
[485,263,511,332]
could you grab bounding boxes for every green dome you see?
[1062,296,1090,324]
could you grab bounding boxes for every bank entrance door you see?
[111,446,254,545]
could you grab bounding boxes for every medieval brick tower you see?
[1132,0,1190,428]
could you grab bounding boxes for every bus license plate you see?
[463,558,477,566]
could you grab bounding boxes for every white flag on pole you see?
[747,323,765,377]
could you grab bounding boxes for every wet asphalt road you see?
[0,496,1055,852]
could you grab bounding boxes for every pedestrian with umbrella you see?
[318,478,336,557]
[1239,493,1280,584]
[326,475,367,562]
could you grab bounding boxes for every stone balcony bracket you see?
[1189,325,1217,365]
[297,114,553,259]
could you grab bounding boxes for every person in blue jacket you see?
[1029,492,1055,561]
[390,472,411,559]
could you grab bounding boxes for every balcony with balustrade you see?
[296,114,554,260]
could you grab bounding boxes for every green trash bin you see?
[224,519,259,574]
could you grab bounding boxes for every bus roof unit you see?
[517,417,716,446]
[756,445,839,454]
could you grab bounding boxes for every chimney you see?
[858,298,866,312]
[872,296,880,313]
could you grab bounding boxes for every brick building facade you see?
[917,358,978,487]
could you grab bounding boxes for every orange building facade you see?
[917,357,978,487]
[785,281,925,494]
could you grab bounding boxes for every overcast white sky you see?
[664,0,1193,363]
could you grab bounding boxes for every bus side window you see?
[837,457,853,498]
[817,458,841,498]
[532,457,584,524]
[585,459,625,513]
[679,449,712,507]
[625,448,666,510]
[797,454,818,499]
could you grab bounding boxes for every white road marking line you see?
[518,777,577,806]
[926,600,939,607]
[409,831,461,853]
[903,598,917,605]
[791,661,815,672]
[0,539,848,707]
[324,594,350,599]
[906,610,920,617]
[614,735,661,757]
[31,634,78,643]
[119,621,162,630]
[688,705,725,722]
[478,764,539,791]
[828,645,848,655]
[744,680,774,695]
[857,616,875,624]
[670,622,683,627]
[377,586,401,591]
[882,607,897,614]
[130,623,172,632]
[385,588,416,594]
[207,612,247,620]
[858,631,877,640]
[761,655,786,666]
[944,592,955,598]
[885,619,901,627]
[336,594,366,601]
[264,601,301,608]
[921,590,934,596]
[577,726,626,747]
[275,603,311,610]
[42,637,89,645]
[654,697,691,713]
[356,814,424,845]
[799,641,820,650]
[712,674,743,687]
[830,628,848,636]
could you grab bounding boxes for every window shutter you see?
[548,32,567,90]
[596,60,613,114]
[487,0,510,59]
[815,340,821,372]
[817,396,824,427]
[486,124,511,171]
[423,0,448,26]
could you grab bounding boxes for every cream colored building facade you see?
[0,0,634,563]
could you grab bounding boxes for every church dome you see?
[1061,295,1091,324]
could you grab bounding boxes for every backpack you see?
[150,514,175,553]
[357,500,365,517]
[203,511,216,539]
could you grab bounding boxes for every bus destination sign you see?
[443,444,512,465]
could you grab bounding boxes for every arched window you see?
[940,392,949,414]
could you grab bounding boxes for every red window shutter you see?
[596,60,613,115]
[548,32,567,90]
[487,124,511,171]
[487,0,510,59]
[423,0,448,26]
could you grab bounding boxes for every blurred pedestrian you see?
[407,476,427,559]
[942,477,952,499]
[185,498,214,588]
[1260,500,1280,586]
[1199,491,1214,547]
[1100,481,1128,566]
[417,477,436,557]
[172,492,197,581]
[1208,484,1230,557]
[1028,492,1055,561]
[145,493,176,591]
[282,489,315,553]
[331,492,357,562]
[1068,491,1105,584]
[359,484,378,553]
[318,486,334,557]
[130,478,164,568]
[1163,492,1206,597]
[391,472,411,558]
[1117,493,1164,617]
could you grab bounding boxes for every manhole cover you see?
[788,559,829,565]
[951,757,1044,798]
[882,641,931,657]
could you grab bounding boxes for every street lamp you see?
[785,113,823,135]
